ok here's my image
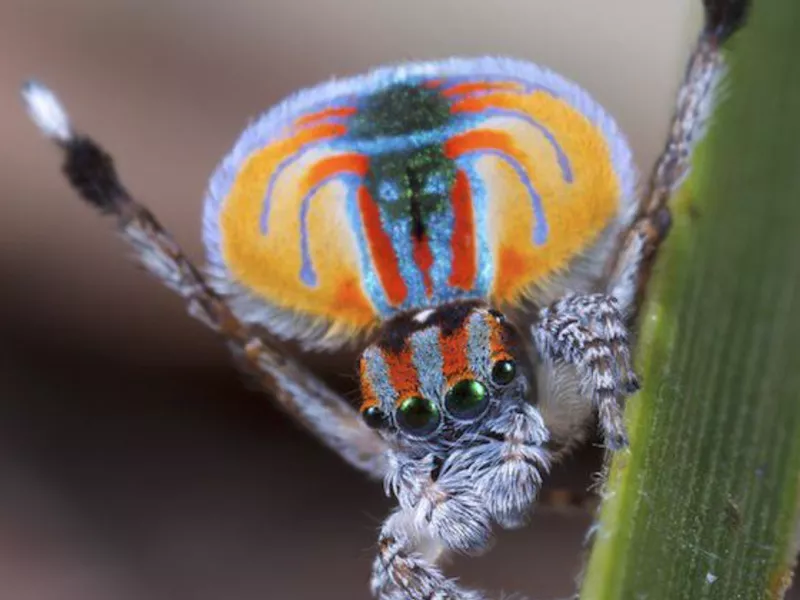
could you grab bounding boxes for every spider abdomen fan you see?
[203,57,637,349]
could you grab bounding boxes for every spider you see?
[22,33,721,600]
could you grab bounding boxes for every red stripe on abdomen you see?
[442,81,523,98]
[412,235,434,297]
[445,129,515,159]
[447,170,478,290]
[358,186,408,307]
[305,153,369,188]
[448,170,477,290]
[294,106,357,127]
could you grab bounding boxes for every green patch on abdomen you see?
[350,83,452,140]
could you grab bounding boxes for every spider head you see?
[359,300,549,533]
[358,300,531,449]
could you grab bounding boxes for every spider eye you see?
[361,406,387,429]
[491,360,517,385]
[445,379,489,420]
[396,396,440,437]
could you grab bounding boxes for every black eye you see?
[445,379,489,420]
[361,406,387,429]
[491,360,516,385]
[396,396,440,437]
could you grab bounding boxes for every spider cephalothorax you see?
[24,41,716,597]
[360,302,548,533]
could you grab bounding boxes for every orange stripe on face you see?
[412,235,434,297]
[442,81,524,98]
[358,358,380,410]
[383,347,421,405]
[447,170,477,290]
[305,153,369,190]
[294,106,357,127]
[423,78,444,88]
[440,326,473,385]
[357,186,408,307]
[487,314,514,362]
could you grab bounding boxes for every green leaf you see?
[581,1,800,598]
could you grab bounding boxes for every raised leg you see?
[543,32,727,454]
[609,32,726,314]
[21,81,388,479]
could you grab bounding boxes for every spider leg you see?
[373,453,491,600]
[529,33,725,465]
[533,294,639,451]
[372,401,550,599]
[472,401,551,529]
[610,32,725,314]
[371,508,488,600]
[21,81,388,478]
[539,35,725,455]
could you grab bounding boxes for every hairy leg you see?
[536,30,727,455]
[533,293,638,450]
[22,81,388,478]
[609,32,726,314]
[371,508,486,600]
[373,401,550,599]
[375,457,491,600]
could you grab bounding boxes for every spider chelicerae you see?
[21,22,722,600]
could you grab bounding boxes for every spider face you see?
[359,301,529,447]
[358,300,550,543]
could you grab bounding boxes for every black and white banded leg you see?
[608,31,726,315]
[372,399,550,600]
[373,454,492,600]
[21,81,389,478]
[372,508,487,600]
[533,293,639,450]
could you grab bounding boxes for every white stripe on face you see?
[466,311,493,380]
[361,345,397,411]
[409,327,446,402]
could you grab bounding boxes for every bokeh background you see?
[5,1,790,599]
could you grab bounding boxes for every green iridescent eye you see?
[491,360,517,385]
[445,379,489,420]
[396,396,441,437]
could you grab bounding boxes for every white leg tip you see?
[21,80,72,143]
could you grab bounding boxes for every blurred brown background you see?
[4,1,784,599]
